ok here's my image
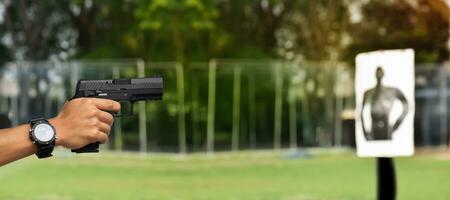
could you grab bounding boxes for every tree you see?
[275,0,351,145]
[1,0,74,60]
[346,0,450,63]
[65,0,139,59]
[216,0,294,58]
[134,0,218,62]
[279,0,351,61]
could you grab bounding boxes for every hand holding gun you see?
[70,77,163,153]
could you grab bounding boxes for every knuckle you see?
[89,118,98,126]
[88,109,99,117]
[86,133,96,142]
[94,109,100,117]
[80,98,93,106]
[85,98,93,104]
[69,99,79,106]
[79,98,87,104]
[92,130,102,142]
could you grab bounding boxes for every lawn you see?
[0,150,449,200]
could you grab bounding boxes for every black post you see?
[377,157,396,200]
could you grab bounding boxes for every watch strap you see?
[29,118,55,159]
[35,142,55,158]
[30,118,47,127]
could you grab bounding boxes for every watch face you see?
[33,123,55,142]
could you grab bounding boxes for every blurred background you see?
[0,0,449,199]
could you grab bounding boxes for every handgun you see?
[70,77,163,153]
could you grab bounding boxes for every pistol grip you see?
[71,142,100,153]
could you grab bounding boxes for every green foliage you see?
[1,0,447,63]
[136,0,217,31]
[215,0,292,59]
[281,0,351,61]
[0,0,74,60]
[346,0,450,63]
[134,0,219,62]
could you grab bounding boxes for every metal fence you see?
[0,60,448,153]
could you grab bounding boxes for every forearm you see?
[0,118,68,166]
[0,98,120,166]
[0,124,36,166]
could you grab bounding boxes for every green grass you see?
[1,150,450,200]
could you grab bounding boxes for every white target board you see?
[355,49,415,157]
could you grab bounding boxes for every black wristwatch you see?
[29,118,56,159]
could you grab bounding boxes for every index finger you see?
[91,98,121,112]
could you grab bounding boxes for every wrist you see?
[48,117,64,146]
